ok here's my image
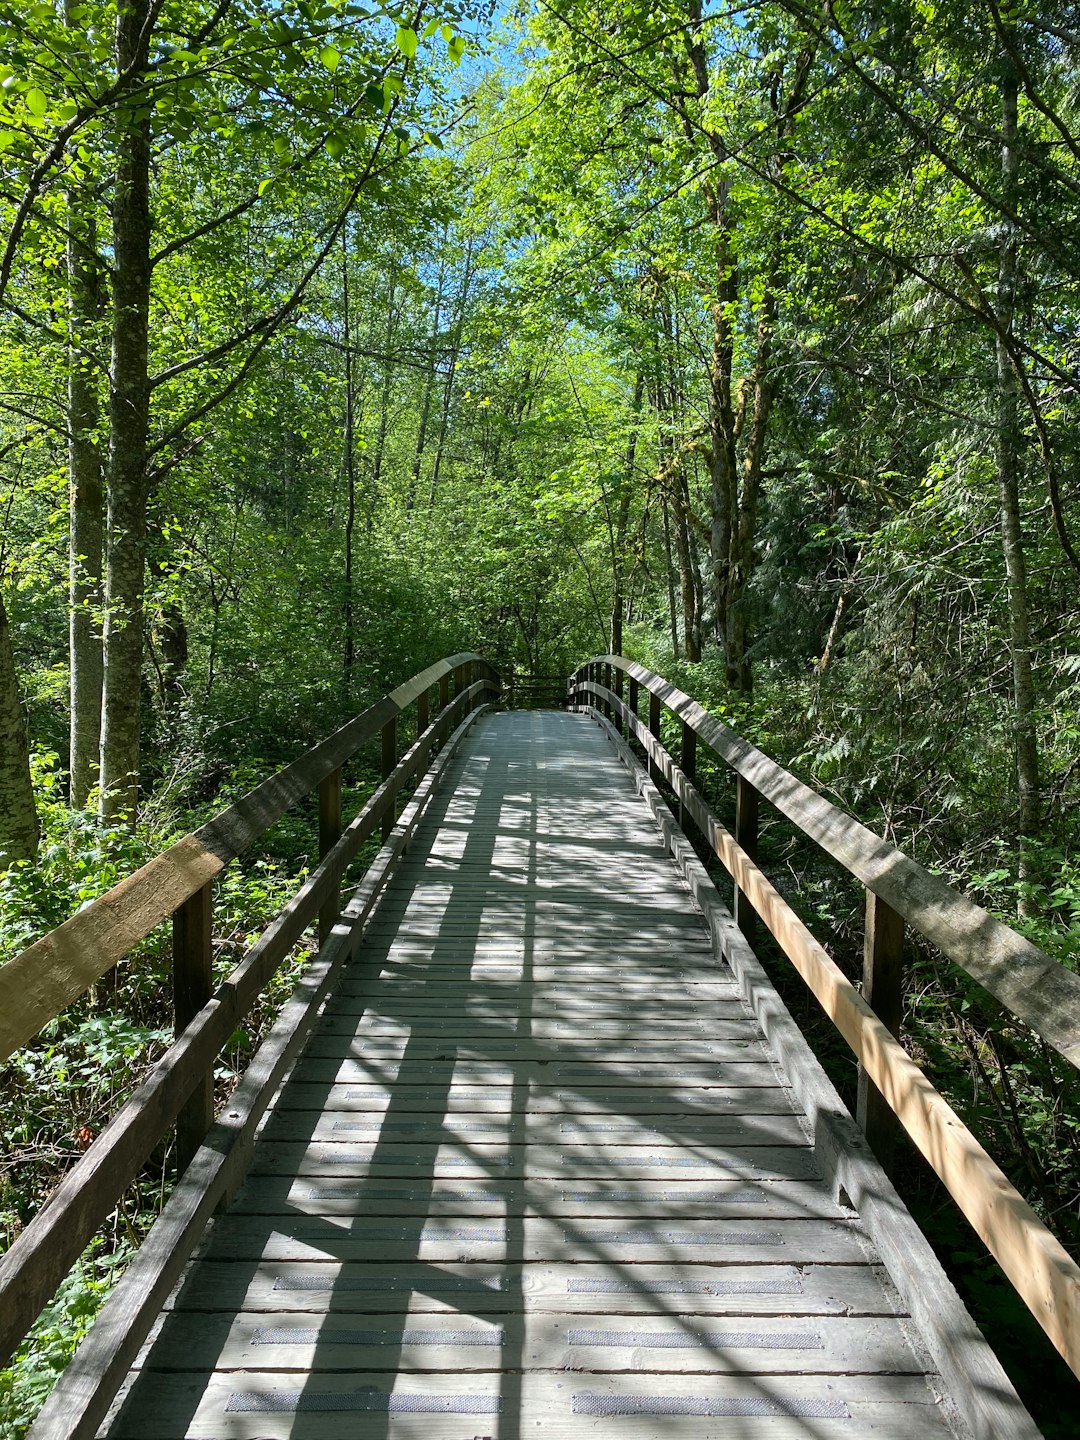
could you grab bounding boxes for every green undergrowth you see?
[0,752,385,1437]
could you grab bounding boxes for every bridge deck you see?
[106,711,960,1438]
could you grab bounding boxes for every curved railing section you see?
[570,654,1080,1384]
[0,654,500,1376]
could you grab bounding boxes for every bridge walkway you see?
[104,709,961,1438]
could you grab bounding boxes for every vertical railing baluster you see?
[438,671,449,714]
[417,685,429,741]
[381,714,397,840]
[857,891,905,1173]
[318,767,342,945]
[648,691,662,787]
[628,675,639,750]
[734,775,759,947]
[173,882,214,1176]
[614,665,624,734]
[679,720,697,834]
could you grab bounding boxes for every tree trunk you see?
[0,591,39,868]
[996,60,1040,913]
[67,196,105,807]
[407,245,446,512]
[99,0,153,820]
[341,241,357,699]
[611,371,644,654]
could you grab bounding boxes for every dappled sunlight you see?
[109,711,961,1439]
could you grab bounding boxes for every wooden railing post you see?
[381,715,397,840]
[317,767,342,945]
[172,882,214,1177]
[857,890,905,1173]
[417,686,429,740]
[734,774,759,947]
[648,691,662,787]
[628,675,639,749]
[679,720,697,834]
[438,671,449,713]
[614,665,624,733]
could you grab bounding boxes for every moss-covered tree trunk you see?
[0,591,38,869]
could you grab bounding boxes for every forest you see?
[1,0,1079,1432]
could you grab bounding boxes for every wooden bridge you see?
[2,654,1079,1439]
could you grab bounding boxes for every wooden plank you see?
[289,1057,782,1087]
[261,1111,810,1148]
[168,1259,899,1317]
[584,658,1080,1070]
[136,1310,922,1376]
[247,1140,823,1182]
[271,1084,793,1114]
[228,1176,848,1220]
[106,1370,955,1440]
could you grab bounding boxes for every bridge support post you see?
[438,672,449,713]
[648,692,663,788]
[172,881,214,1177]
[381,716,397,840]
[628,676,639,750]
[614,666,624,735]
[734,775,759,947]
[679,721,697,835]
[857,891,905,1173]
[417,686,429,740]
[318,768,343,945]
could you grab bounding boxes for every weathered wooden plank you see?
[270,1083,792,1114]
[288,1057,783,1087]
[201,1214,868,1265]
[107,1369,955,1440]
[136,1310,921,1376]
[247,1140,823,1181]
[169,1259,899,1317]
[228,1176,848,1220]
[260,1110,809,1147]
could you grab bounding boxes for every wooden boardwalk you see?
[106,710,963,1438]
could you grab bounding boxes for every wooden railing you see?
[503,671,568,710]
[0,654,499,1383]
[570,655,1080,1384]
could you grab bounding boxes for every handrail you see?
[574,655,1080,1070]
[0,651,489,1064]
[0,655,500,1373]
[570,660,1080,1383]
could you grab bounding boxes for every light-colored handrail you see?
[572,655,1080,1071]
[0,653,492,1062]
[570,666,1080,1383]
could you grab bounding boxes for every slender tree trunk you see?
[0,591,38,867]
[407,246,446,512]
[723,289,776,692]
[99,0,152,820]
[611,371,644,654]
[369,264,398,502]
[342,242,357,699]
[428,236,475,507]
[67,197,105,807]
[996,60,1040,912]
[661,495,680,660]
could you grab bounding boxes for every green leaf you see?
[25,88,47,117]
[395,25,418,59]
[319,44,341,71]
[325,134,344,158]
